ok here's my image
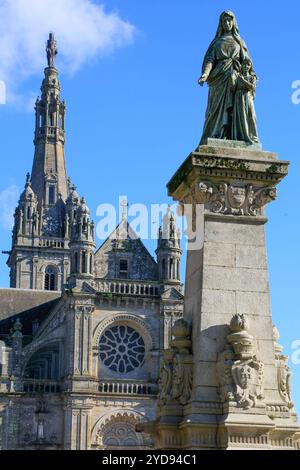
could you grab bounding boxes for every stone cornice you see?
[168,145,289,201]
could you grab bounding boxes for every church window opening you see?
[82,252,87,273]
[74,252,78,273]
[24,344,60,381]
[44,266,56,291]
[100,325,145,373]
[170,259,174,279]
[119,259,128,279]
[162,259,166,278]
[48,185,55,205]
[89,254,93,274]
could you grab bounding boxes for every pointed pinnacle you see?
[46,32,58,68]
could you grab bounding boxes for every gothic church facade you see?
[0,35,183,450]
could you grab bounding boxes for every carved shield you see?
[228,185,246,209]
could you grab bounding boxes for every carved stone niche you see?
[273,325,294,409]
[217,314,264,410]
[158,319,193,408]
[197,180,277,217]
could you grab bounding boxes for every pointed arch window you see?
[44,266,57,291]
[74,252,78,273]
[177,260,180,280]
[49,112,55,127]
[48,185,55,205]
[82,252,87,274]
[162,259,166,279]
[89,253,93,274]
[170,259,174,279]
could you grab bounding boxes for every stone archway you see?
[92,411,153,450]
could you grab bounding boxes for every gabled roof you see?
[95,218,157,268]
[161,287,184,301]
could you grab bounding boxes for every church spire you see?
[7,33,73,291]
[31,33,68,206]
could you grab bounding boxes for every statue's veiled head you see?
[215,11,240,38]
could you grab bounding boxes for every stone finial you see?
[229,314,249,333]
[79,196,90,215]
[120,199,128,221]
[46,32,58,68]
[227,314,254,359]
[171,319,191,353]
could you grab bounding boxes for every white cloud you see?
[0,0,135,103]
[0,186,20,230]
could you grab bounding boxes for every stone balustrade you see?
[22,379,61,394]
[39,238,66,249]
[99,380,158,396]
[95,279,161,297]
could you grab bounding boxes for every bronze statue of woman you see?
[198,11,260,145]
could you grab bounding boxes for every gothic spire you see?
[31,32,68,205]
[7,33,74,291]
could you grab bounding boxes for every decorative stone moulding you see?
[168,140,289,221]
[218,314,264,410]
[197,180,277,217]
[158,319,193,408]
[273,325,294,409]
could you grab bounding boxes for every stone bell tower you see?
[7,33,71,291]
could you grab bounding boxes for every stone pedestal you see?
[142,140,300,450]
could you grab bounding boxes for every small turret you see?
[156,207,182,290]
[69,196,96,282]
[14,173,39,239]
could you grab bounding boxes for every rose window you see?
[99,325,145,373]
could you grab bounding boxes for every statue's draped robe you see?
[200,34,254,144]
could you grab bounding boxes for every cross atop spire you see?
[120,199,128,221]
[46,32,58,68]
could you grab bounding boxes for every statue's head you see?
[242,58,252,74]
[216,11,239,38]
[242,57,257,80]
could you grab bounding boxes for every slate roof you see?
[0,288,62,338]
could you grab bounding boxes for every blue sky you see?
[0,0,299,413]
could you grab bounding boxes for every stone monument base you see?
[138,140,300,450]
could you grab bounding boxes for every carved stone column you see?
[63,397,92,450]
[142,140,300,450]
[64,299,98,394]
